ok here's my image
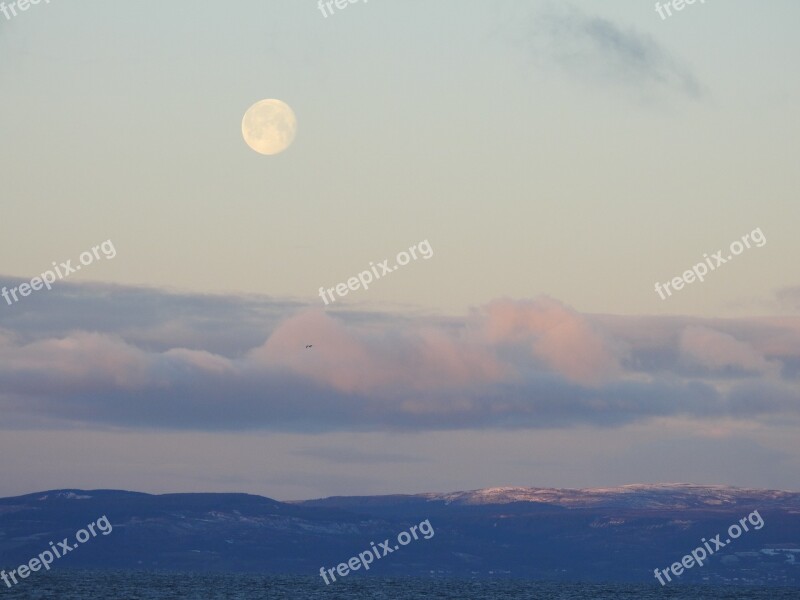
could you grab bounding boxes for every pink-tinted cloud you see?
[1,282,799,432]
[247,310,508,394]
[483,298,621,384]
[679,326,779,376]
[0,331,153,393]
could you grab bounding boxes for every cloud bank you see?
[0,279,797,433]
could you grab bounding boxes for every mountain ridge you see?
[1,484,798,584]
[296,483,800,510]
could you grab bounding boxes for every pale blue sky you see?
[1,0,797,316]
[1,1,799,500]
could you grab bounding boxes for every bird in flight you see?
[305,344,313,349]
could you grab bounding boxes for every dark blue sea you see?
[1,572,797,599]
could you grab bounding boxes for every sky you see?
[0,0,798,501]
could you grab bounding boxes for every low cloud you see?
[0,280,798,433]
[484,298,621,385]
[679,326,780,376]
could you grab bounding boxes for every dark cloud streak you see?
[528,4,702,98]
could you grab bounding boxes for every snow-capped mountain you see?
[1,485,798,584]
[416,483,800,510]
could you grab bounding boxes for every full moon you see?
[241,99,297,155]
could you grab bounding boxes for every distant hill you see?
[1,485,798,585]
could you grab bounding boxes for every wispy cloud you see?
[528,4,702,97]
